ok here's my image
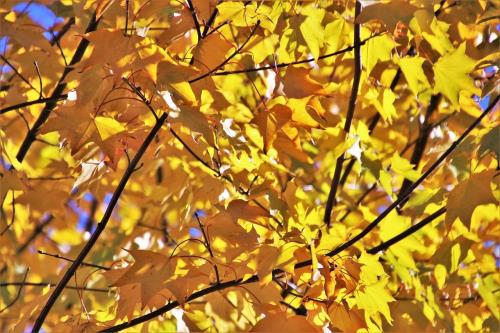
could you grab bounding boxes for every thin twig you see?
[0,55,39,93]
[124,0,130,36]
[122,77,159,121]
[212,33,381,77]
[189,20,261,84]
[16,214,53,255]
[195,213,220,283]
[202,0,221,38]
[33,61,43,99]
[37,250,110,271]
[50,17,76,46]
[0,268,29,313]
[0,191,15,235]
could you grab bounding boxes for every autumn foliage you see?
[0,0,499,332]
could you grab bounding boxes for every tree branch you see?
[201,1,221,38]
[324,1,362,227]
[37,250,110,271]
[0,95,68,115]
[16,12,100,163]
[339,68,403,187]
[100,276,259,332]
[367,207,446,254]
[212,33,380,77]
[50,17,76,46]
[186,0,202,42]
[30,112,168,333]
[320,94,499,258]
[398,94,442,204]
[0,282,110,293]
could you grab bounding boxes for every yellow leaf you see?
[390,153,420,182]
[398,56,431,96]
[299,8,325,60]
[381,89,397,122]
[477,275,500,320]
[52,229,83,246]
[433,43,480,106]
[362,34,395,75]
[434,264,447,289]
[94,116,125,141]
[355,278,395,326]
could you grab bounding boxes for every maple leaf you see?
[356,1,418,32]
[445,170,497,228]
[433,43,480,105]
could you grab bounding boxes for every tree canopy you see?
[0,0,499,332]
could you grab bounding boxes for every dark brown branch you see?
[186,0,202,42]
[37,250,110,271]
[31,112,168,333]
[0,282,110,293]
[189,20,261,84]
[398,94,442,204]
[84,196,99,232]
[324,1,362,227]
[202,5,219,38]
[367,207,446,254]
[319,94,499,259]
[212,34,380,77]
[100,276,259,332]
[122,77,159,120]
[0,95,68,114]
[16,12,100,163]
